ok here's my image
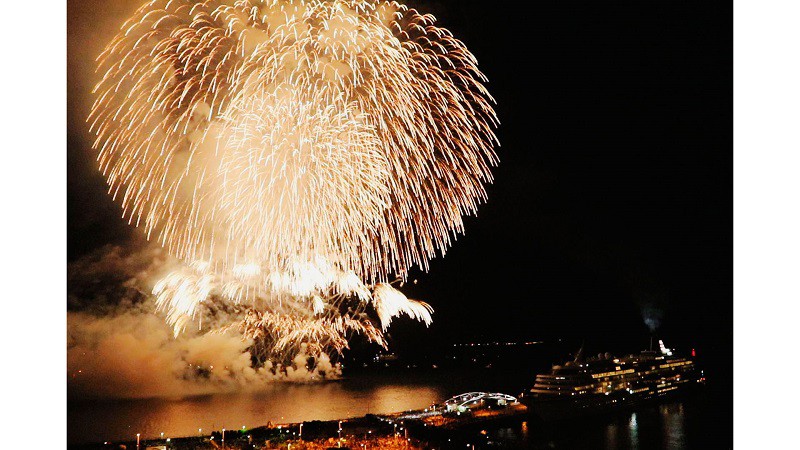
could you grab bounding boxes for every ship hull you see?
[522,381,704,421]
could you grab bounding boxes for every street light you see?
[136,433,140,450]
[222,428,226,448]
[299,423,303,440]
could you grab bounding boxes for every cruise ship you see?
[523,339,705,419]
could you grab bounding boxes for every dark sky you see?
[68,0,731,380]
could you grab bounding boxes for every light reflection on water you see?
[481,390,720,449]
[605,421,618,448]
[661,402,686,449]
[69,369,721,449]
[69,378,442,444]
[629,411,639,449]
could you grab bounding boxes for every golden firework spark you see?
[89,0,498,361]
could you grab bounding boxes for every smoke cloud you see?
[634,287,669,333]
[640,301,664,333]
[68,241,341,400]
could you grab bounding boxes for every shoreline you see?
[70,401,529,449]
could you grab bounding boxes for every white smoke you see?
[68,241,341,400]
[638,294,667,333]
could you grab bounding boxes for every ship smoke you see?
[640,300,665,332]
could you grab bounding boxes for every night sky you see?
[68,0,731,387]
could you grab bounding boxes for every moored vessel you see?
[523,339,705,420]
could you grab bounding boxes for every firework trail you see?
[89,0,498,363]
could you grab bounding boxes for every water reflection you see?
[629,412,639,449]
[605,422,617,448]
[69,379,442,444]
[661,402,686,448]
[69,370,716,449]
[479,398,707,449]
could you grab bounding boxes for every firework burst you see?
[90,0,497,363]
